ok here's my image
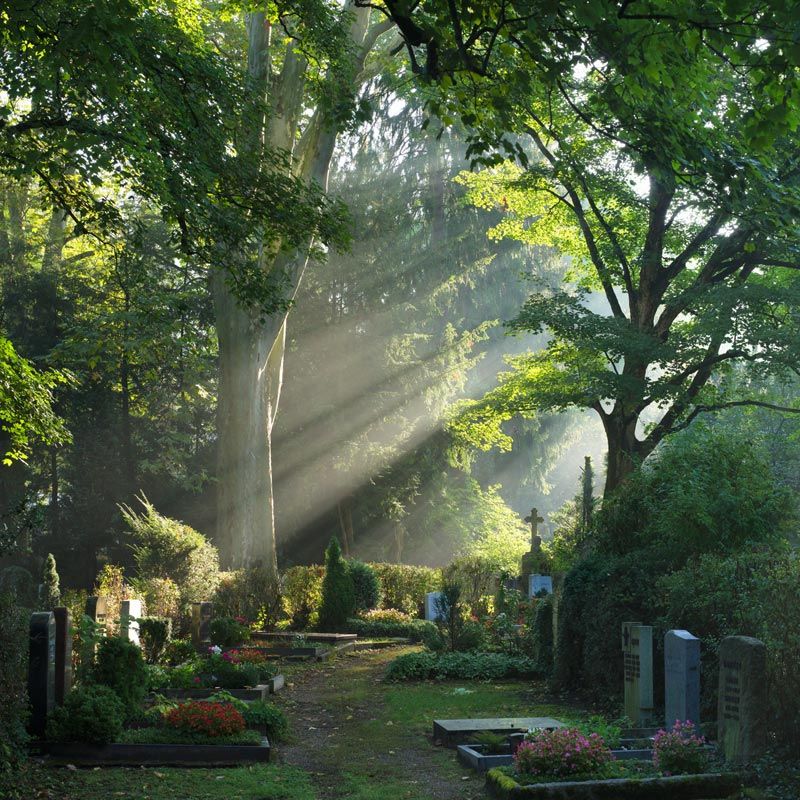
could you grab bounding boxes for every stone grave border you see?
[145,679,282,702]
[37,737,270,767]
[485,768,741,799]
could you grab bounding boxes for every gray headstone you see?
[53,607,72,706]
[528,574,553,597]
[120,599,142,645]
[424,592,444,622]
[28,611,56,737]
[85,595,109,627]
[191,601,213,646]
[664,629,700,727]
[718,635,767,764]
[622,621,654,726]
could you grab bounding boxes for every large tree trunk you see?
[600,409,652,497]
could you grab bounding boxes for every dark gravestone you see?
[28,611,56,737]
[53,607,72,706]
[191,601,213,647]
[85,595,109,628]
[622,621,654,726]
[718,635,767,764]
[664,629,700,727]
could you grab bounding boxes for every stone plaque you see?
[120,599,142,645]
[28,611,56,737]
[53,606,72,706]
[718,636,767,764]
[191,601,213,646]
[528,574,553,597]
[622,621,653,726]
[85,595,109,627]
[424,591,445,622]
[664,629,700,727]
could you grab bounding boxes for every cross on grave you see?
[524,507,544,550]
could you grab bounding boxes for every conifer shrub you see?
[317,537,355,630]
[46,685,125,745]
[41,553,60,609]
[93,636,148,715]
[139,617,172,664]
[348,560,380,612]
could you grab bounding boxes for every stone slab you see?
[120,599,142,645]
[665,629,700,727]
[28,611,56,737]
[53,607,72,706]
[252,631,357,643]
[433,717,564,747]
[622,621,654,726]
[528,574,553,597]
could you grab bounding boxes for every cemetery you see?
[3,2,800,799]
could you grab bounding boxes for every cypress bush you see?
[317,538,355,630]
[41,553,60,609]
[348,560,380,613]
[93,636,148,716]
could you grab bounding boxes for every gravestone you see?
[120,599,142,645]
[191,601,213,646]
[622,621,654,726]
[85,595,109,628]
[528,574,553,597]
[664,629,700,727]
[53,606,72,706]
[718,636,767,764]
[424,592,444,622]
[28,611,56,737]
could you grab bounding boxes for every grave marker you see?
[664,629,700,727]
[528,574,553,597]
[53,606,72,706]
[120,599,142,645]
[718,636,767,764]
[622,621,654,726]
[191,601,213,646]
[85,595,109,628]
[28,611,56,737]
[424,591,444,622]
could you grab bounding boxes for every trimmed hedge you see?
[385,651,540,681]
[367,563,441,615]
[342,616,438,642]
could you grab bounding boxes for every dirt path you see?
[276,647,476,800]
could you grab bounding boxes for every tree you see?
[447,13,800,495]
[318,537,355,630]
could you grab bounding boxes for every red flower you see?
[165,701,245,737]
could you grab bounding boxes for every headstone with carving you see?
[622,621,654,726]
[191,601,213,647]
[718,635,767,764]
[528,574,553,597]
[120,599,142,645]
[664,629,700,727]
[28,611,56,737]
[53,606,72,706]
[424,591,445,622]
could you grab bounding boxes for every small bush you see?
[349,560,380,613]
[369,563,440,615]
[93,564,132,636]
[281,565,324,630]
[385,651,539,681]
[46,685,125,745]
[119,727,261,746]
[0,592,28,769]
[529,596,554,675]
[241,700,289,741]
[214,565,281,630]
[130,576,181,622]
[516,728,612,779]
[165,701,245,737]
[444,555,498,617]
[139,617,172,664]
[653,720,709,775]
[318,538,355,631]
[342,615,438,642]
[93,636,148,714]
[162,638,197,666]
[203,654,264,688]
[41,553,60,609]
[210,616,250,648]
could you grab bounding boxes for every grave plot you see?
[434,716,565,747]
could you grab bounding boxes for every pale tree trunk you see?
[214,2,378,572]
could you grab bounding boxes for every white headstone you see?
[622,621,654,726]
[665,629,700,727]
[528,574,553,597]
[425,591,444,621]
[120,599,142,645]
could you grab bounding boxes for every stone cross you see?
[28,611,56,737]
[53,606,72,706]
[524,507,544,550]
[191,601,213,647]
[718,635,767,764]
[120,599,142,645]
[622,621,654,726]
[664,629,700,727]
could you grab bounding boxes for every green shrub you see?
[281,565,325,629]
[214,566,281,629]
[118,728,262,746]
[529,596,554,675]
[93,636,148,715]
[40,553,60,609]
[444,555,498,617]
[386,651,539,681]
[341,615,438,642]
[92,563,131,636]
[318,538,355,631]
[369,563,441,615]
[202,657,261,689]
[241,700,289,741]
[348,561,380,613]
[130,576,181,623]
[121,495,220,617]
[162,637,197,666]
[0,592,28,769]
[210,616,250,648]
[46,685,125,745]
[0,567,36,608]
[139,617,172,664]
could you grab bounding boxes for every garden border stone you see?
[485,768,740,799]
[37,737,270,767]
[457,745,655,773]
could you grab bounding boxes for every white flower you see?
[209,645,222,655]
